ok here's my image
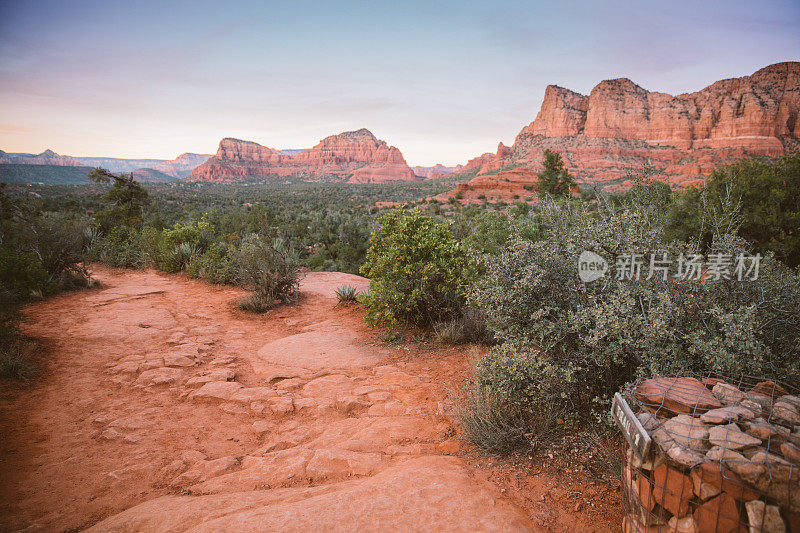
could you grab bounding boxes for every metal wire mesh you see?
[619,372,799,532]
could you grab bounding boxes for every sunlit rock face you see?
[451,62,800,192]
[189,128,417,183]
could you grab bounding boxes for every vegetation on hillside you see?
[2,152,798,467]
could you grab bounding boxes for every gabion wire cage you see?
[620,372,799,532]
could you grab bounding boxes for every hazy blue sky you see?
[1,0,798,165]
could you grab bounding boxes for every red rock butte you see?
[189,128,417,183]
[445,61,800,196]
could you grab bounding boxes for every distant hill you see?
[0,164,178,185]
[0,150,211,181]
[0,164,94,185]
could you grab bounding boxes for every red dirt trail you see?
[0,265,619,532]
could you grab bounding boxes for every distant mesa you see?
[441,61,800,198]
[412,164,463,179]
[188,128,418,183]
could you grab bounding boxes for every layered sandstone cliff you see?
[189,129,417,183]
[445,62,800,195]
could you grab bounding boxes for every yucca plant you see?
[334,285,359,306]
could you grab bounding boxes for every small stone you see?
[745,500,786,533]
[750,381,787,398]
[780,395,800,410]
[713,383,746,405]
[653,464,693,517]
[163,354,195,368]
[99,428,123,441]
[708,423,762,450]
[250,401,267,415]
[181,450,206,463]
[637,474,656,511]
[135,367,183,386]
[269,396,294,415]
[744,419,791,441]
[781,442,800,464]
[750,452,797,484]
[185,369,235,388]
[747,393,774,409]
[667,444,707,469]
[668,515,698,533]
[664,415,709,450]
[701,405,757,425]
[189,381,244,401]
[690,470,721,500]
[773,400,800,426]
[252,421,270,434]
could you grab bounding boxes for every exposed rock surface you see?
[189,128,417,183]
[443,62,800,196]
[0,266,620,532]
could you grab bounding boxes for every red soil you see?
[0,265,620,531]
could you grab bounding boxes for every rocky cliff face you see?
[447,62,800,194]
[189,129,417,183]
[412,164,461,178]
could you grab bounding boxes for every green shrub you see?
[91,225,146,268]
[187,241,236,284]
[0,248,48,299]
[360,209,469,327]
[467,189,800,452]
[668,152,800,267]
[233,234,300,311]
[155,220,215,272]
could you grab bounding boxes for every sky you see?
[0,0,799,166]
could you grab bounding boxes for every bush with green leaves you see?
[360,209,470,327]
[91,225,147,268]
[466,180,800,453]
[0,187,90,380]
[187,241,237,284]
[152,220,215,272]
[667,152,800,267]
[233,234,300,312]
